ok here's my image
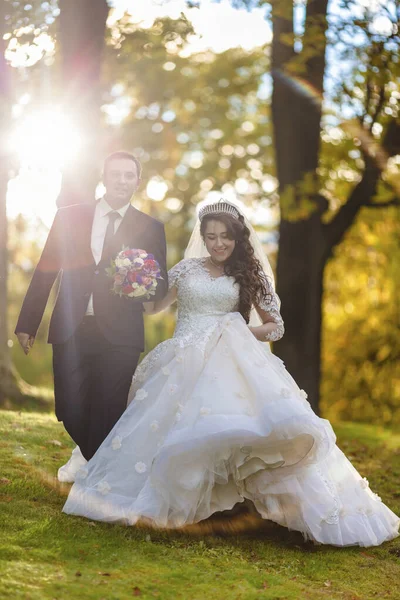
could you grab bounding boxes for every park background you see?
[0,1,400,599]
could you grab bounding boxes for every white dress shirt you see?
[85,197,131,315]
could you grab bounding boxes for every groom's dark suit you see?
[15,202,168,459]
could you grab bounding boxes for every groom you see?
[15,151,168,464]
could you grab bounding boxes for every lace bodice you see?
[169,258,284,343]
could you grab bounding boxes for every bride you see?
[63,199,399,547]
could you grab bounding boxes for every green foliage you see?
[322,206,400,425]
[1,410,400,599]
[103,14,275,254]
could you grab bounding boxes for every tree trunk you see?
[275,216,326,413]
[271,0,329,412]
[57,0,109,207]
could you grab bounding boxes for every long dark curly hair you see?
[200,213,272,323]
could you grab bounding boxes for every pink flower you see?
[122,284,133,295]
[141,276,153,287]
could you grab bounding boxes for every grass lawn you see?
[0,409,400,600]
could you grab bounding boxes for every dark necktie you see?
[101,211,119,261]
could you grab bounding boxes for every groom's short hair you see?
[103,151,142,179]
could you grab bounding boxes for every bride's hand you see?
[248,322,279,342]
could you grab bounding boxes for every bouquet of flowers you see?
[106,247,162,299]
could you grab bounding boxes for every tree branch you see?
[322,164,380,258]
[322,119,400,257]
[364,198,400,208]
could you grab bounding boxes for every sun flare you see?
[7,109,84,228]
[9,109,83,169]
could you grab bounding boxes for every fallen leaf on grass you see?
[0,478,11,485]
[324,581,332,587]
[99,572,111,577]
[133,587,142,596]
[49,440,63,447]
[360,551,375,559]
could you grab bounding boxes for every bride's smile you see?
[203,220,236,265]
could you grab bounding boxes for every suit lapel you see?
[83,203,97,264]
[71,202,97,266]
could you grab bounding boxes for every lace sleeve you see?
[257,278,285,342]
[168,259,190,291]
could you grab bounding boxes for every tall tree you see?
[223,0,400,411]
[57,0,110,207]
[271,0,400,412]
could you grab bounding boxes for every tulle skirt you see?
[63,313,399,546]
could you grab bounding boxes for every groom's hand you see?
[16,332,35,355]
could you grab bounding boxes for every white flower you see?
[135,462,147,474]
[111,436,122,450]
[299,389,308,400]
[134,388,148,402]
[161,366,170,376]
[150,420,159,432]
[168,384,178,395]
[280,388,291,398]
[122,257,131,267]
[199,407,211,416]
[76,467,88,480]
[97,480,111,495]
[360,477,369,489]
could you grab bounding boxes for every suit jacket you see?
[15,203,168,349]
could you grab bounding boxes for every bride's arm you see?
[249,281,285,342]
[143,287,177,315]
[249,305,284,342]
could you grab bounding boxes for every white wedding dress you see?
[63,258,399,546]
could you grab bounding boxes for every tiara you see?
[198,199,241,222]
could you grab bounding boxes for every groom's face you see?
[104,158,140,206]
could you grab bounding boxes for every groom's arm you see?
[15,209,63,340]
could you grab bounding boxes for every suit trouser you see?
[52,316,141,461]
